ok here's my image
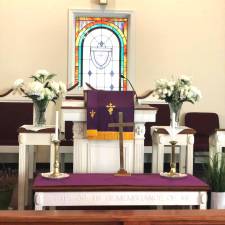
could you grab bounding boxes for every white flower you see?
[163,89,168,94]
[167,90,172,97]
[13,79,24,89]
[168,81,175,87]
[190,86,202,101]
[48,80,67,97]
[26,81,44,97]
[42,88,55,101]
[49,81,60,94]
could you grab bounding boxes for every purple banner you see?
[86,90,134,138]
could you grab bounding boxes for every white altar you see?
[61,99,157,173]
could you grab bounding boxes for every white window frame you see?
[68,9,135,95]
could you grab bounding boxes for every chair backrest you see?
[184,112,219,152]
[0,102,33,145]
[60,121,74,146]
[185,112,219,135]
[144,104,170,146]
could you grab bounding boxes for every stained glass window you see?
[74,17,128,91]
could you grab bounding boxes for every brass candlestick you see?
[50,140,61,178]
[169,140,177,176]
[160,140,187,178]
[41,139,69,179]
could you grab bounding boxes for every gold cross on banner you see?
[89,109,96,119]
[108,112,134,176]
[106,102,116,115]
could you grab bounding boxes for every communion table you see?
[61,98,157,173]
[33,173,209,210]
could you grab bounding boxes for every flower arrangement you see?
[14,70,66,102]
[154,75,201,127]
[13,70,67,126]
[154,75,201,104]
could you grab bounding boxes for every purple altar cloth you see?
[33,174,208,190]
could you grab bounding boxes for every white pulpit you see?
[61,99,157,173]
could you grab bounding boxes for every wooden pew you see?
[0,210,224,225]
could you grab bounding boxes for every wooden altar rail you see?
[0,210,225,225]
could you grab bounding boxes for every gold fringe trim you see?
[87,130,134,140]
[86,130,98,137]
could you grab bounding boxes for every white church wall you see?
[0,0,225,162]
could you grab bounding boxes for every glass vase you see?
[33,100,49,127]
[168,102,183,128]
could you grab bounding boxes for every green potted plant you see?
[205,153,225,209]
[0,168,17,210]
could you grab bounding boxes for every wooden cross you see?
[108,112,134,176]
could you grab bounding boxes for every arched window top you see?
[73,16,128,91]
[83,28,120,70]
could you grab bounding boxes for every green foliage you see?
[0,168,16,210]
[0,189,13,209]
[30,73,56,84]
[205,153,225,192]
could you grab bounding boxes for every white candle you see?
[55,111,59,140]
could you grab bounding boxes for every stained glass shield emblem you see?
[91,46,112,69]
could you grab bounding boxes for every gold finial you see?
[90,109,96,119]
[106,102,116,115]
